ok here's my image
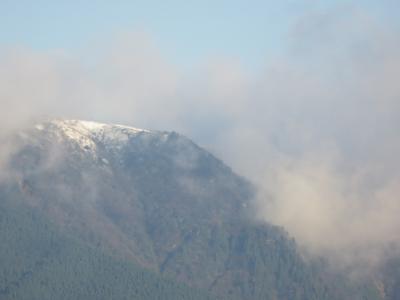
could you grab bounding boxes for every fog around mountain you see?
[1,6,400,269]
[1,4,400,299]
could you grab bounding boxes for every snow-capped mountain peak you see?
[34,119,152,155]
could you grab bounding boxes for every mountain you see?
[0,119,385,299]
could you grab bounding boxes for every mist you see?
[1,5,400,269]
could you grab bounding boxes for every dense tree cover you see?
[0,188,216,300]
[0,120,394,299]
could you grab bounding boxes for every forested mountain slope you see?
[0,119,386,299]
[0,185,215,300]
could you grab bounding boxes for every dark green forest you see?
[0,187,215,300]
[0,120,397,299]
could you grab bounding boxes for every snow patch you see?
[38,119,153,155]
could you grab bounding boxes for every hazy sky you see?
[1,1,400,268]
[1,1,399,69]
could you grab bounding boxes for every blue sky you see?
[1,0,398,69]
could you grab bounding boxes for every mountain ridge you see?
[0,119,385,300]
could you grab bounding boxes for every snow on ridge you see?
[39,119,152,153]
[53,119,149,134]
[78,120,150,134]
